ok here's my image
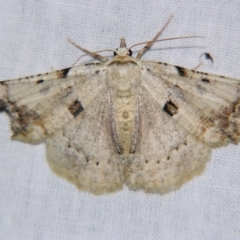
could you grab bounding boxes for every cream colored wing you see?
[0,63,106,143]
[126,62,240,193]
[142,61,240,146]
[126,86,211,193]
[0,64,126,195]
[46,88,125,195]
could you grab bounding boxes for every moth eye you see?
[128,49,132,56]
[113,49,132,56]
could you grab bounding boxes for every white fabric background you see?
[0,1,240,239]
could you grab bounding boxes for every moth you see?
[1,17,239,195]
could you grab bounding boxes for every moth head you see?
[113,38,132,57]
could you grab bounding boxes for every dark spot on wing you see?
[36,79,44,84]
[60,86,73,98]
[163,101,178,116]
[85,62,101,66]
[201,78,210,83]
[5,103,40,132]
[40,85,50,94]
[85,63,95,66]
[158,62,168,66]
[175,66,188,77]
[68,99,84,117]
[57,67,71,78]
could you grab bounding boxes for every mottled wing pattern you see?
[0,63,127,194]
[126,61,240,193]
[126,86,211,193]
[45,85,125,194]
[145,61,240,145]
[0,63,106,143]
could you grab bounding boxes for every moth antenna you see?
[136,14,173,59]
[129,35,204,51]
[68,38,110,62]
[71,49,114,67]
